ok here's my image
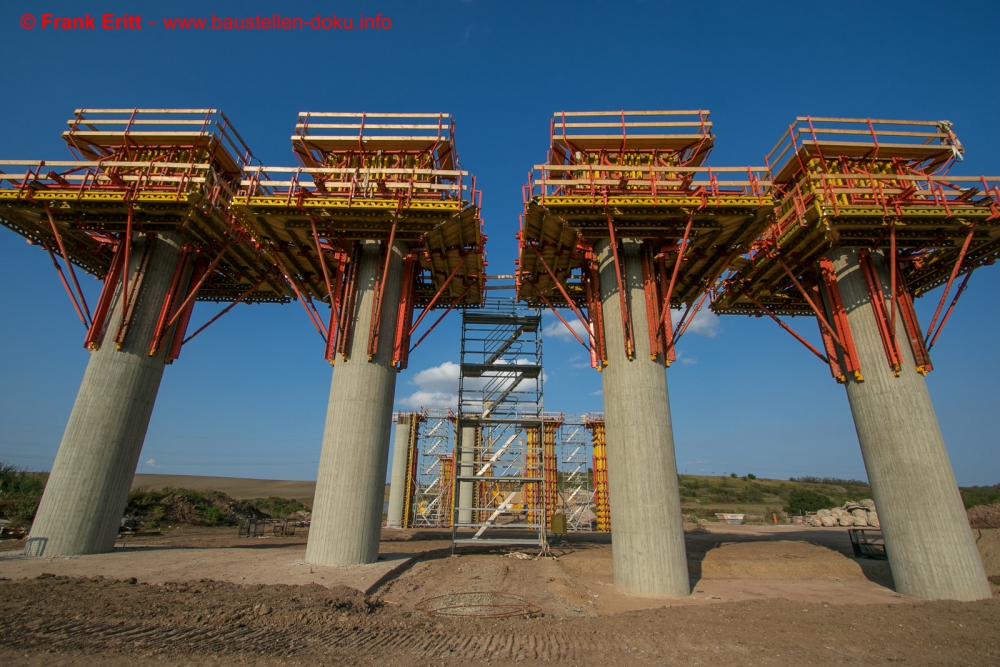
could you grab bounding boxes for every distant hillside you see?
[677,474,873,515]
[130,474,392,507]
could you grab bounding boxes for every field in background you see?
[131,474,392,507]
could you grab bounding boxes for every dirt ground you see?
[1,525,998,666]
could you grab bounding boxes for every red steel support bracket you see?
[121,206,133,333]
[44,204,91,325]
[927,270,973,351]
[894,265,933,374]
[924,223,976,345]
[858,251,903,376]
[408,281,475,354]
[658,214,694,335]
[817,316,845,382]
[668,288,712,355]
[816,258,863,382]
[273,250,328,342]
[41,240,89,328]
[324,247,350,364]
[166,240,233,329]
[531,245,595,349]
[743,291,829,364]
[391,254,420,370]
[582,258,606,370]
[778,257,848,353]
[529,281,588,349]
[604,205,634,360]
[368,212,400,360]
[115,234,158,350]
[84,239,127,351]
[164,257,209,363]
[335,244,361,361]
[148,244,195,357]
[640,246,663,361]
[179,275,269,349]
[407,253,468,336]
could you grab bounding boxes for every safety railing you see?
[292,111,456,170]
[525,164,772,205]
[765,116,963,186]
[549,110,713,167]
[63,108,254,176]
[239,165,470,202]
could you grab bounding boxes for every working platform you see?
[0,109,290,307]
[515,110,772,367]
[232,112,486,367]
[713,117,1000,318]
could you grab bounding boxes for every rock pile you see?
[809,499,879,528]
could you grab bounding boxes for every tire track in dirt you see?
[0,615,641,661]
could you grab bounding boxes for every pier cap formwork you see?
[0,108,291,359]
[710,116,998,602]
[711,117,1000,380]
[515,110,772,368]
[233,112,486,369]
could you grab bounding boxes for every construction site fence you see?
[237,519,300,537]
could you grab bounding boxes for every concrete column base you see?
[829,246,991,601]
[306,240,407,566]
[28,233,188,557]
[457,426,476,525]
[596,238,690,598]
[386,413,411,529]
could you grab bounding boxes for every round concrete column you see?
[28,233,189,557]
[385,413,412,529]
[828,246,991,601]
[596,238,690,598]
[457,426,476,525]
[306,239,408,566]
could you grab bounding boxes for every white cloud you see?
[685,309,720,338]
[399,361,460,409]
[676,350,697,366]
[398,390,455,409]
[590,390,603,396]
[543,319,589,343]
[398,358,545,412]
[143,459,158,468]
[410,361,461,393]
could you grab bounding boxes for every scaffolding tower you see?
[452,297,547,550]
[410,408,456,528]
[557,415,596,531]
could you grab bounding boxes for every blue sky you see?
[1,0,998,485]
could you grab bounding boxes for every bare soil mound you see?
[968,503,1000,529]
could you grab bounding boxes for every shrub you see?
[0,463,46,528]
[202,506,224,526]
[960,484,1000,509]
[248,496,307,519]
[747,473,756,480]
[785,488,833,514]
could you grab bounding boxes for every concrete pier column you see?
[306,239,408,566]
[828,247,991,601]
[385,413,412,529]
[28,233,189,557]
[457,426,476,525]
[596,238,690,598]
